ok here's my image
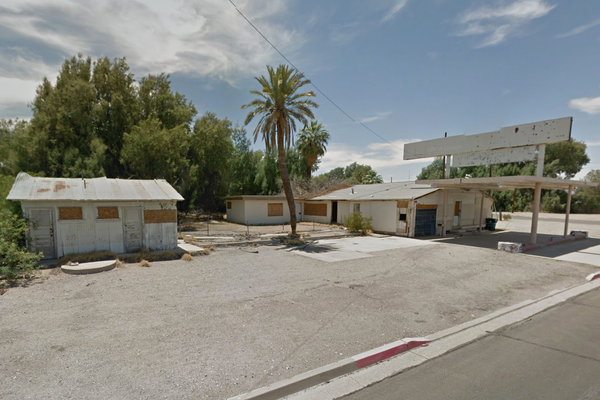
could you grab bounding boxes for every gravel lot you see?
[1,238,597,400]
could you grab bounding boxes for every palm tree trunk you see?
[306,163,312,180]
[277,123,297,235]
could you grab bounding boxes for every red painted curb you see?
[353,337,431,369]
[586,272,600,282]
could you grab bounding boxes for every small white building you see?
[223,195,303,225]
[226,182,493,237]
[7,172,184,259]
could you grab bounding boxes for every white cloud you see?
[586,141,600,147]
[456,0,556,47]
[556,18,600,38]
[569,97,600,114]
[358,111,392,124]
[0,77,38,107]
[319,139,433,173]
[0,0,301,83]
[382,0,410,22]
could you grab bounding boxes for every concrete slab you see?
[555,252,600,267]
[500,302,600,361]
[573,288,600,307]
[177,242,204,252]
[61,260,116,275]
[292,236,434,263]
[579,244,600,255]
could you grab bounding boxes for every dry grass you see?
[181,253,193,262]
[139,260,152,268]
[57,251,117,267]
[115,259,125,268]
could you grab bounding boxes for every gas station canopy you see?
[416,176,598,191]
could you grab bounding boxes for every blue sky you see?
[1,0,599,181]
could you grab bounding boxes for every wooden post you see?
[564,184,573,237]
[530,182,542,244]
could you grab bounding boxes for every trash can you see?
[485,218,497,231]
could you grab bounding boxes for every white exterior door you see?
[123,207,142,252]
[28,209,55,259]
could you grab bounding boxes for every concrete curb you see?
[227,338,431,400]
[61,260,116,275]
[231,277,600,400]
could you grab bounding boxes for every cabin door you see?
[123,207,143,252]
[28,209,56,259]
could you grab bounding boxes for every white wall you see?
[21,200,178,258]
[225,200,246,224]
[242,200,303,225]
[424,190,493,235]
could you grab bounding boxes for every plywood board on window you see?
[304,203,327,216]
[227,202,232,209]
[416,204,437,209]
[397,200,409,208]
[144,209,177,224]
[59,207,83,220]
[268,203,284,217]
[98,206,119,219]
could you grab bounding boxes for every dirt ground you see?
[1,235,597,400]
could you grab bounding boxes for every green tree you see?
[120,117,190,184]
[343,162,383,184]
[254,151,281,195]
[0,209,42,281]
[229,127,261,196]
[242,64,318,235]
[185,112,234,211]
[573,170,600,213]
[297,120,330,179]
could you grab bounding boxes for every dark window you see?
[399,213,407,221]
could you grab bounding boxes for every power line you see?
[227,0,403,152]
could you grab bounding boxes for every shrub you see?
[181,253,193,261]
[0,209,42,281]
[343,211,372,235]
[503,214,512,221]
[139,259,151,268]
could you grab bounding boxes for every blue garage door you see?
[415,208,437,237]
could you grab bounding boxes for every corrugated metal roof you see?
[7,172,184,202]
[310,181,439,201]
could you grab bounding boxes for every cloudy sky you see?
[1,0,600,180]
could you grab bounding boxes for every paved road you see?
[342,288,600,400]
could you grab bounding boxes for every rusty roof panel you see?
[6,172,184,202]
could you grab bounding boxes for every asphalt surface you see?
[342,287,600,400]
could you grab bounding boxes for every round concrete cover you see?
[61,260,116,275]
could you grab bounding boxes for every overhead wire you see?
[227,0,403,152]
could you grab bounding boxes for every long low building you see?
[7,172,184,259]
[224,181,494,237]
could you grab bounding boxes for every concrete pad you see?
[573,288,600,307]
[177,242,204,252]
[555,252,600,267]
[290,249,373,263]
[501,302,600,361]
[194,236,235,240]
[579,244,600,255]
[61,260,116,275]
[292,236,434,263]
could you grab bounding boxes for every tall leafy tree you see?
[242,64,318,235]
[297,120,330,179]
[185,112,234,211]
[229,127,262,196]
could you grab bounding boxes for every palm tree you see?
[297,120,330,179]
[242,64,318,235]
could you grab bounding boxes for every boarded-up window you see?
[304,203,327,216]
[144,209,177,224]
[59,207,83,220]
[227,202,232,209]
[416,204,437,209]
[97,207,119,219]
[397,200,409,208]
[268,203,284,217]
